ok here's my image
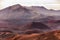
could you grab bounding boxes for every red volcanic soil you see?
[0,30,60,40]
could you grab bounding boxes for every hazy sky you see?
[0,0,60,10]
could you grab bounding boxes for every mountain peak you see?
[0,4,24,11]
[10,4,23,10]
[31,6,47,9]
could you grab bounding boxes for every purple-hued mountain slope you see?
[0,4,60,34]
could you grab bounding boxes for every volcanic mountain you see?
[0,4,60,34]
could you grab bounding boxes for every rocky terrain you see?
[0,4,60,40]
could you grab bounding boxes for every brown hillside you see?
[0,30,60,40]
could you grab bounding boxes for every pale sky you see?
[0,0,60,10]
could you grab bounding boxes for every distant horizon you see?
[0,4,60,11]
[0,0,60,10]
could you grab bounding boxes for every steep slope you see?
[0,4,51,34]
[0,4,60,34]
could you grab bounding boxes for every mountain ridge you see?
[0,4,60,34]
